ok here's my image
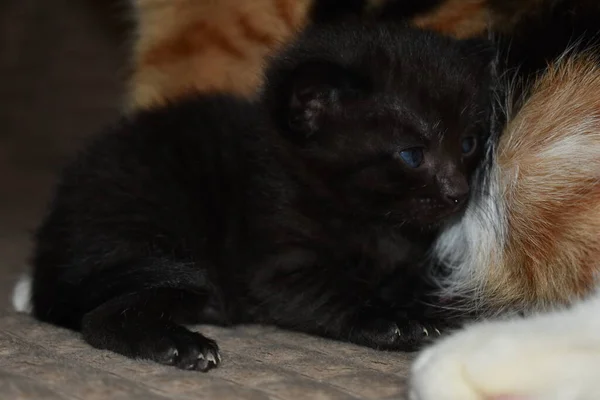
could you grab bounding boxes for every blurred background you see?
[0,0,130,312]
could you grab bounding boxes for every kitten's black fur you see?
[31,22,492,371]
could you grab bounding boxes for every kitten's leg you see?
[409,290,600,400]
[81,289,221,371]
[252,253,444,351]
[33,257,225,371]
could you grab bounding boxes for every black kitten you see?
[30,22,492,371]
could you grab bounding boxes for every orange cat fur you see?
[128,0,314,109]
[434,55,600,314]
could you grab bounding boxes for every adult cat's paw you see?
[350,317,442,351]
[409,310,600,400]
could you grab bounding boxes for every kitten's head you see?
[263,22,493,231]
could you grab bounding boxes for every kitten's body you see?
[26,23,492,370]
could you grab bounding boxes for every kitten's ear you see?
[287,62,363,138]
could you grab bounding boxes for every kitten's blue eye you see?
[397,148,424,168]
[461,136,477,155]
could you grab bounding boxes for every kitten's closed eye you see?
[396,148,424,168]
[461,136,477,156]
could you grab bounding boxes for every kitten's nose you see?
[442,176,470,206]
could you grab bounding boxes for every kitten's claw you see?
[203,351,217,365]
[353,318,444,351]
[196,351,219,371]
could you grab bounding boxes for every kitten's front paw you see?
[143,327,221,371]
[350,317,442,351]
[394,318,444,351]
[84,321,221,372]
[409,314,600,400]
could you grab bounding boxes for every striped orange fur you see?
[128,0,314,109]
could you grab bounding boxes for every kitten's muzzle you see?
[439,176,469,207]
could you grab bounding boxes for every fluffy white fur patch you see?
[409,290,600,400]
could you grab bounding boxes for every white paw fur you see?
[409,291,600,400]
[11,274,32,313]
